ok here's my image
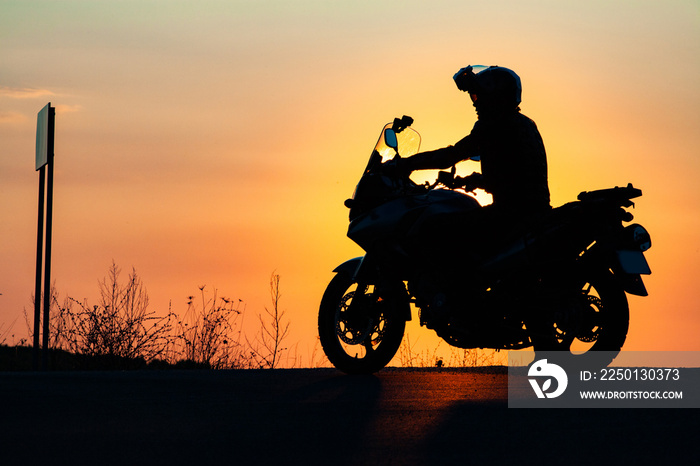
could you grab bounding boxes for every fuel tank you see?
[348,189,480,251]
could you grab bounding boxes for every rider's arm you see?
[401,145,465,172]
[401,122,481,173]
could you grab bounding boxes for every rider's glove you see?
[437,169,455,187]
[459,172,484,191]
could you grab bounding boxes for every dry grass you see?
[12,262,294,370]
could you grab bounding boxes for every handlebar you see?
[433,167,483,192]
[380,160,483,193]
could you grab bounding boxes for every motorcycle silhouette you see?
[319,116,652,374]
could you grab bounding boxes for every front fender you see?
[332,255,381,282]
[332,256,364,279]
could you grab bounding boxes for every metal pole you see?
[33,166,46,370]
[41,106,55,370]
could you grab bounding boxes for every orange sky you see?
[1,1,699,364]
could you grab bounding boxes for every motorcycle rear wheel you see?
[533,270,629,366]
[318,273,406,374]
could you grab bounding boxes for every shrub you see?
[49,262,175,367]
[246,273,292,369]
[19,263,296,370]
[174,286,246,369]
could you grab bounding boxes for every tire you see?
[532,269,629,367]
[318,273,407,374]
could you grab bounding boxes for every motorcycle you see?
[318,116,652,374]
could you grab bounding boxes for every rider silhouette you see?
[392,65,552,294]
[396,65,550,224]
[391,66,552,324]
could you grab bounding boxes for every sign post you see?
[33,103,55,370]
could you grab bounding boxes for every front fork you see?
[334,254,412,323]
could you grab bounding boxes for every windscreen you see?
[373,123,421,162]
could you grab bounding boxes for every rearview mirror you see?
[384,129,398,149]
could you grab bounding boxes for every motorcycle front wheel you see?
[532,270,629,366]
[318,273,407,374]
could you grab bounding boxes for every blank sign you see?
[35,103,51,170]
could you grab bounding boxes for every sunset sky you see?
[1,1,699,363]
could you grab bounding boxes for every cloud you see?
[0,86,55,99]
[0,103,82,126]
[55,104,83,114]
[0,111,27,124]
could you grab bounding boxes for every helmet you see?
[453,65,522,109]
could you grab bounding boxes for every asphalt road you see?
[1,368,696,465]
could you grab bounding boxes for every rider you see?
[391,65,552,311]
[391,66,552,324]
[394,65,551,226]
